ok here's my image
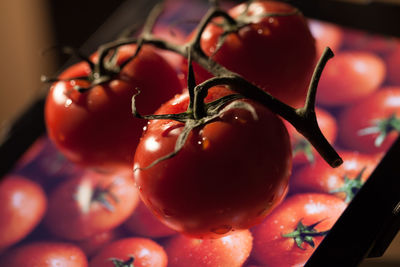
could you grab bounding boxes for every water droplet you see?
[163,208,176,218]
[64,99,72,108]
[211,225,232,235]
[202,137,210,150]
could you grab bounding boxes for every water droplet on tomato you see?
[211,225,232,235]
[163,208,176,217]
[64,99,72,108]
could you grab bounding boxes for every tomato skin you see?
[290,151,380,201]
[338,87,400,154]
[285,107,337,165]
[89,237,167,267]
[124,200,177,238]
[134,87,292,238]
[0,241,88,267]
[0,176,47,251]
[309,19,343,56]
[45,45,182,171]
[166,230,253,267]
[385,43,400,85]
[191,0,316,108]
[251,193,347,267]
[44,169,139,241]
[317,51,386,107]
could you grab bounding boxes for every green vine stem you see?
[99,2,343,168]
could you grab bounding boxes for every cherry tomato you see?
[338,87,400,154]
[0,241,88,267]
[45,45,182,171]
[291,151,380,202]
[308,19,344,56]
[385,43,400,86]
[251,193,347,267]
[89,237,167,267]
[44,169,139,240]
[317,51,386,107]
[0,176,47,251]
[166,230,253,267]
[134,86,291,238]
[284,107,337,165]
[189,0,316,108]
[124,200,177,238]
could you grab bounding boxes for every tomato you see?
[133,86,291,238]
[124,200,177,238]
[45,44,183,171]
[165,230,253,267]
[291,151,380,202]
[74,228,124,257]
[338,87,400,154]
[385,43,400,86]
[89,237,167,267]
[189,0,316,108]
[284,107,337,165]
[0,241,88,267]
[0,176,47,251]
[317,51,386,107]
[44,169,139,240]
[308,19,344,56]
[251,193,347,267]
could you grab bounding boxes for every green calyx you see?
[282,219,329,250]
[109,256,135,267]
[293,138,315,163]
[358,113,400,147]
[330,167,366,203]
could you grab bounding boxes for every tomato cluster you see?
[1,0,399,266]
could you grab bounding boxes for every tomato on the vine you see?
[45,44,182,171]
[251,193,347,267]
[188,0,316,108]
[0,176,47,251]
[338,87,400,154]
[308,19,344,56]
[133,86,292,238]
[89,237,167,267]
[291,151,380,202]
[44,169,139,240]
[0,242,88,267]
[165,229,253,267]
[385,43,400,86]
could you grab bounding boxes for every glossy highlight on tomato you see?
[133,87,292,238]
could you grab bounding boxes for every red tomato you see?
[251,193,347,267]
[342,28,398,55]
[338,87,400,154]
[166,230,253,267]
[291,151,380,202]
[44,169,139,240]
[285,107,337,165]
[89,237,167,267]
[385,43,400,85]
[189,0,316,108]
[317,51,386,107]
[45,45,182,171]
[134,87,291,238]
[124,200,177,238]
[0,176,47,251]
[74,228,124,257]
[0,242,88,267]
[308,19,344,56]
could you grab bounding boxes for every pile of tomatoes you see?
[1,0,399,266]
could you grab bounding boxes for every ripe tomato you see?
[308,19,344,56]
[45,44,182,171]
[124,200,177,238]
[251,193,347,267]
[44,169,139,240]
[190,0,316,108]
[134,86,291,238]
[317,51,386,107]
[385,43,400,85]
[338,87,400,154]
[0,242,88,267]
[89,237,167,267]
[0,176,47,251]
[165,229,253,267]
[291,151,380,202]
[284,107,337,165]
[74,228,124,257]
